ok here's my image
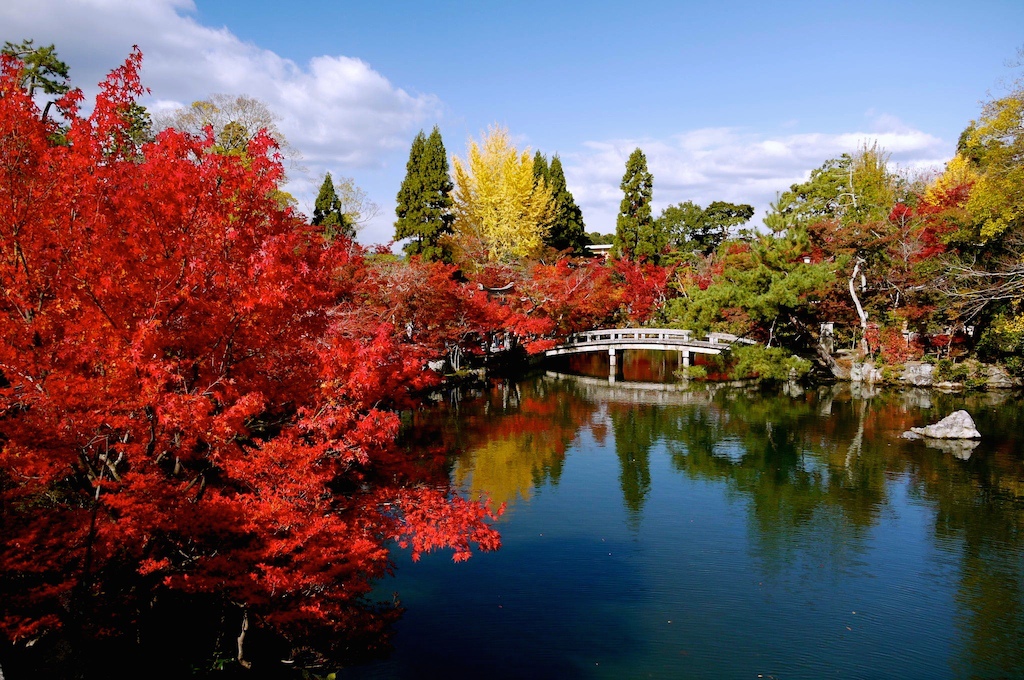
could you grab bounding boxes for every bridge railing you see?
[567,328,686,343]
[563,328,750,347]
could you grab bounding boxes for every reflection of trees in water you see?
[453,434,563,506]
[554,349,683,383]
[670,391,896,577]
[868,390,1024,678]
[417,378,599,507]
[418,377,1024,676]
[906,404,1024,678]
[609,404,656,527]
[597,382,1024,678]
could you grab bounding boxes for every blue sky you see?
[3,0,1023,244]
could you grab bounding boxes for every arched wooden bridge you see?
[544,327,755,368]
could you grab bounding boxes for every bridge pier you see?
[609,348,617,384]
[679,350,690,368]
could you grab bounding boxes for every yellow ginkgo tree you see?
[961,89,1024,241]
[451,125,554,263]
[932,75,1024,369]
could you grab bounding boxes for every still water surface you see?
[345,355,1024,679]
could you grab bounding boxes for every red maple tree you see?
[0,49,501,665]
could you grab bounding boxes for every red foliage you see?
[888,202,914,225]
[0,51,500,654]
[912,182,972,261]
[722,241,751,257]
[875,326,924,364]
[520,259,622,336]
[673,253,724,291]
[613,259,672,323]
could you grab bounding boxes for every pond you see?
[343,352,1024,679]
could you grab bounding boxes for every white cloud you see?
[565,119,951,234]
[1,2,958,246]
[1,0,438,243]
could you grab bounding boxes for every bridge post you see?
[679,350,690,367]
[608,348,617,384]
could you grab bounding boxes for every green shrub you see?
[880,363,905,385]
[678,364,708,380]
[728,345,811,383]
[934,358,967,383]
[701,353,728,377]
[976,313,1024,368]
[934,358,987,389]
[1003,355,1024,377]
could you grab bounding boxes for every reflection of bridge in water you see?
[545,328,755,383]
[544,371,724,406]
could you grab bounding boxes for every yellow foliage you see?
[452,433,561,507]
[924,154,977,205]
[848,142,898,223]
[963,91,1024,241]
[999,313,1024,335]
[452,126,554,262]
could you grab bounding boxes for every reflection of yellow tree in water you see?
[419,377,1024,676]
[454,433,562,506]
[447,379,598,507]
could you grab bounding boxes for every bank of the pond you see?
[531,344,1024,395]
[841,357,1023,391]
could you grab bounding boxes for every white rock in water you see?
[909,410,981,440]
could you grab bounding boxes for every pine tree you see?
[615,148,658,260]
[532,151,550,188]
[545,156,589,253]
[394,131,426,241]
[312,172,352,239]
[2,39,69,123]
[394,126,455,261]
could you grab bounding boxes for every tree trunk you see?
[237,611,252,669]
[815,341,849,380]
[849,258,869,355]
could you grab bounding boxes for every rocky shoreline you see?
[830,356,1022,391]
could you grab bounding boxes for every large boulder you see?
[850,361,883,384]
[901,362,934,387]
[985,364,1020,390]
[907,410,981,439]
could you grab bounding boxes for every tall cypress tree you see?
[312,171,352,239]
[615,148,659,261]
[394,126,454,261]
[545,155,589,253]
[532,151,550,188]
[394,131,426,241]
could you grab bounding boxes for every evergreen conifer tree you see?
[2,39,69,122]
[545,156,589,253]
[615,148,660,261]
[532,151,550,188]
[394,127,454,261]
[312,172,352,240]
[394,131,426,241]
